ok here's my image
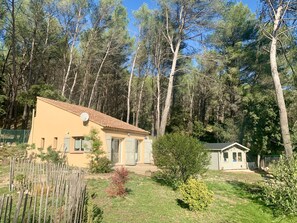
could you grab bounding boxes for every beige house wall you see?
[28,99,148,168]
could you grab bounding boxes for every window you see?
[53,137,58,149]
[233,152,237,162]
[73,137,88,152]
[238,152,242,162]
[223,152,229,162]
[41,138,45,149]
[111,138,120,163]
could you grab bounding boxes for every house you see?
[28,97,152,168]
[205,142,250,170]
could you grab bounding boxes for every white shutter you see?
[64,137,70,153]
[105,135,112,160]
[144,139,152,164]
[125,138,136,165]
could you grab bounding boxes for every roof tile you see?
[38,97,149,135]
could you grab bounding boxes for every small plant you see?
[88,129,113,173]
[153,133,209,188]
[37,146,66,164]
[106,167,129,197]
[261,155,297,216]
[179,177,213,211]
[84,193,103,223]
[15,174,27,188]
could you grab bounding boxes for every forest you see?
[1,0,297,157]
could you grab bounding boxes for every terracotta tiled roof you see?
[38,97,149,135]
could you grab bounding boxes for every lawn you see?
[87,170,297,223]
[1,163,296,223]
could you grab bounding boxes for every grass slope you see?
[1,163,296,223]
[87,170,297,223]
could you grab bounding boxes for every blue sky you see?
[122,0,260,35]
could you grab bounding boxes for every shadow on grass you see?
[151,171,178,190]
[126,188,133,195]
[176,198,189,210]
[226,180,265,206]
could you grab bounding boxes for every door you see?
[111,138,120,163]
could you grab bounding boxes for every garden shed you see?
[28,97,152,168]
[205,142,250,170]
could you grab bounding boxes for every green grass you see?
[0,164,10,194]
[87,170,297,223]
[1,162,297,223]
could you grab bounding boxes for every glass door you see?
[111,138,120,163]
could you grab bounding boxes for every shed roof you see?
[37,97,149,135]
[205,142,249,152]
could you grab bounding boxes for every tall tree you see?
[157,0,219,135]
[260,0,297,157]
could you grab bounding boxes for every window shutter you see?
[105,135,112,160]
[144,139,152,164]
[125,138,136,165]
[64,137,70,153]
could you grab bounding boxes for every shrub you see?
[262,155,297,215]
[0,143,28,163]
[88,129,113,173]
[106,167,129,197]
[37,146,66,164]
[90,157,112,173]
[153,133,209,187]
[179,178,213,211]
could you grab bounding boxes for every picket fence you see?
[0,158,86,223]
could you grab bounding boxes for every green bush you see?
[153,133,209,187]
[262,155,297,216]
[90,156,112,173]
[37,146,66,164]
[88,129,113,173]
[179,178,213,211]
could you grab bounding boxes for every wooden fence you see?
[0,158,87,222]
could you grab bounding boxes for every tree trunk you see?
[5,0,18,129]
[88,41,111,108]
[61,7,82,97]
[188,93,194,134]
[126,44,140,123]
[78,32,96,106]
[270,5,293,157]
[135,74,147,127]
[159,40,181,135]
[78,66,90,106]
